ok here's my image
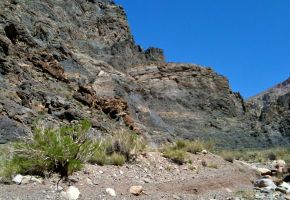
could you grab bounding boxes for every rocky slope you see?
[0,0,289,148]
[247,77,290,145]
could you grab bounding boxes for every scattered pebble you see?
[106,188,116,196]
[129,185,143,196]
[12,175,23,185]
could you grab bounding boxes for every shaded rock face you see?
[0,0,288,148]
[247,77,290,143]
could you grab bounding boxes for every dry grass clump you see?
[217,147,290,163]
[160,139,215,164]
[162,149,187,165]
[89,129,146,166]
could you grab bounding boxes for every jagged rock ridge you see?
[0,0,289,148]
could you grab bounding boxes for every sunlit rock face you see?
[0,0,289,148]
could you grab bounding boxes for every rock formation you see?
[0,0,289,148]
[247,77,290,145]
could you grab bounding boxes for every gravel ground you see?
[0,152,258,200]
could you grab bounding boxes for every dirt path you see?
[0,152,257,200]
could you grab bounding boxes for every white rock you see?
[62,186,80,200]
[119,170,124,175]
[106,188,116,196]
[201,150,208,154]
[129,185,143,196]
[86,178,93,185]
[12,174,23,185]
[254,178,276,190]
[273,160,286,168]
[31,176,44,184]
[21,175,32,184]
[98,170,104,174]
[257,168,271,175]
[276,182,290,194]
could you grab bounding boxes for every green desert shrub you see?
[89,129,146,166]
[163,149,187,165]
[110,130,146,160]
[108,153,126,166]
[160,139,215,164]
[89,140,109,166]
[4,120,97,178]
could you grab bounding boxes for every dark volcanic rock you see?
[0,0,288,148]
[0,116,27,144]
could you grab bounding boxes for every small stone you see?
[257,168,271,176]
[62,186,80,200]
[172,194,182,200]
[201,150,208,154]
[86,178,93,185]
[254,178,276,190]
[31,176,44,184]
[92,180,98,185]
[143,178,150,183]
[12,174,23,185]
[98,170,104,174]
[106,188,116,196]
[21,175,32,184]
[119,170,124,175]
[225,188,232,193]
[129,185,143,196]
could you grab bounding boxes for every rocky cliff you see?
[247,77,290,145]
[0,0,288,148]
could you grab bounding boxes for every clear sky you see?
[115,0,290,99]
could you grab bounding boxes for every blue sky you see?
[115,0,290,99]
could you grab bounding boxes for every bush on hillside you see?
[90,129,146,165]
[3,120,97,178]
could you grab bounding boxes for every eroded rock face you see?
[247,77,290,144]
[0,0,288,148]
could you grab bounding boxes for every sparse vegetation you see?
[163,149,187,165]
[160,139,215,164]
[219,151,234,163]
[207,163,218,169]
[2,120,96,179]
[90,129,146,166]
[108,152,126,166]
[0,121,146,181]
[216,147,290,163]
